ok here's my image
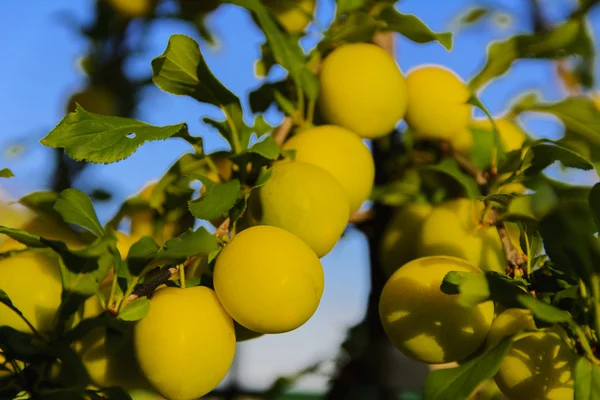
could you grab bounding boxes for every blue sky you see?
[1,0,599,394]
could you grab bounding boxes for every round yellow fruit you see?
[0,201,32,248]
[405,65,471,141]
[105,0,154,18]
[67,86,117,116]
[254,162,349,257]
[134,286,235,400]
[379,202,433,276]
[450,127,474,156]
[417,198,517,273]
[486,308,536,348]
[214,225,324,334]
[264,0,316,33]
[129,388,166,400]
[0,215,86,252]
[282,125,375,214]
[494,329,576,400]
[319,43,408,139]
[379,256,494,364]
[470,118,527,153]
[0,251,62,333]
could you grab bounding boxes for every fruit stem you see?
[223,107,242,154]
[306,97,316,124]
[273,117,294,147]
[296,86,305,123]
[107,274,119,312]
[179,262,186,289]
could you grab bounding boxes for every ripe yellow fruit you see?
[67,86,117,116]
[417,198,516,273]
[450,127,474,156]
[0,251,62,333]
[264,0,316,33]
[486,308,536,348]
[282,125,375,214]
[105,0,154,18]
[214,225,324,333]
[0,202,32,248]
[379,202,433,276]
[405,65,471,141]
[134,286,235,400]
[470,118,527,153]
[0,215,86,252]
[379,256,494,364]
[254,162,349,257]
[494,329,576,400]
[319,43,408,139]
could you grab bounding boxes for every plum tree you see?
[282,125,375,214]
[134,286,235,400]
[318,43,408,138]
[252,161,349,257]
[214,225,324,333]
[379,256,494,364]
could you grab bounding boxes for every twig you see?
[273,117,294,147]
[348,209,375,224]
[488,208,528,274]
[121,218,231,306]
[453,149,488,187]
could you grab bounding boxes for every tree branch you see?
[487,208,528,275]
[273,117,294,147]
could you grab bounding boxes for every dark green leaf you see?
[378,5,453,50]
[0,327,53,363]
[151,34,239,107]
[189,178,241,220]
[469,127,496,170]
[249,80,290,114]
[590,183,600,232]
[470,19,583,91]
[575,356,600,400]
[517,295,572,323]
[539,202,600,284]
[505,183,557,221]
[41,107,188,164]
[442,271,528,308]
[424,338,513,400]
[477,193,516,208]
[240,136,281,160]
[420,158,481,198]
[226,0,319,101]
[158,227,220,262]
[118,297,149,322]
[0,168,14,178]
[92,387,133,400]
[37,391,85,400]
[54,189,103,238]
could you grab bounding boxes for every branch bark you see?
[273,116,294,147]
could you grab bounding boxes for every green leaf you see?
[249,80,290,114]
[0,168,14,178]
[126,236,160,276]
[41,107,188,164]
[590,183,600,232]
[322,12,383,48]
[517,295,572,323]
[336,0,366,15]
[424,338,513,400]
[469,127,496,171]
[151,34,240,108]
[575,356,600,400]
[519,96,600,147]
[504,183,558,221]
[525,142,594,175]
[239,136,281,160]
[378,5,453,50]
[54,189,104,238]
[470,19,583,91]
[189,178,241,220]
[0,226,46,248]
[118,297,150,322]
[226,0,319,101]
[420,158,481,198]
[158,227,220,263]
[441,271,529,308]
[0,327,54,364]
[477,193,516,208]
